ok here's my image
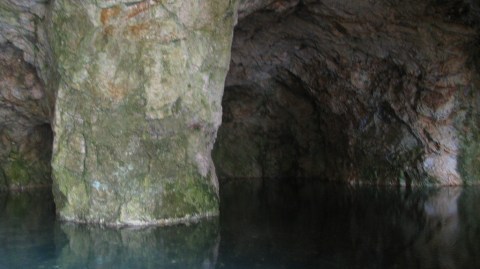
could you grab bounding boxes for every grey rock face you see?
[49,0,238,225]
[215,0,480,185]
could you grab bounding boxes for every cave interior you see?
[0,0,480,215]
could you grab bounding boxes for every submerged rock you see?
[48,0,238,225]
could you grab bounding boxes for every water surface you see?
[1,179,480,268]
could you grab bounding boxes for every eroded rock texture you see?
[49,0,238,225]
[0,1,53,190]
[214,0,480,185]
[0,1,49,67]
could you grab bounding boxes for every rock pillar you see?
[49,0,238,225]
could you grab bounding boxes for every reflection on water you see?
[1,180,480,268]
[0,190,56,268]
[405,188,462,269]
[55,221,219,269]
[0,191,219,269]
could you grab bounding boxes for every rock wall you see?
[0,45,52,190]
[214,0,480,185]
[48,0,238,225]
[0,0,53,190]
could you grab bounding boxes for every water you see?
[1,179,480,269]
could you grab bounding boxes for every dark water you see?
[1,179,480,269]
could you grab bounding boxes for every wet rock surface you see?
[214,0,480,185]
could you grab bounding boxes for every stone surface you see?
[214,0,480,185]
[49,0,238,225]
[0,0,52,84]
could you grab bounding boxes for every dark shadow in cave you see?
[214,2,331,182]
[212,3,355,183]
[213,78,327,180]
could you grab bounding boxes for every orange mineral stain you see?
[107,81,129,101]
[101,6,122,25]
[128,22,150,37]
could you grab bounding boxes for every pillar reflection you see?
[55,220,220,269]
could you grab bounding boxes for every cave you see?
[1,0,480,267]
[0,0,479,219]
[214,0,480,186]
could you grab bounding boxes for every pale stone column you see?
[49,0,238,225]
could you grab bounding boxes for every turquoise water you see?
[1,179,480,269]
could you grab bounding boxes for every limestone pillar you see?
[49,0,238,225]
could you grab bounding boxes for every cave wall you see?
[214,0,480,185]
[0,1,53,190]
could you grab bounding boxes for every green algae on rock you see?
[49,0,238,225]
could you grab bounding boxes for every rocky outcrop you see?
[214,0,480,185]
[48,0,238,225]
